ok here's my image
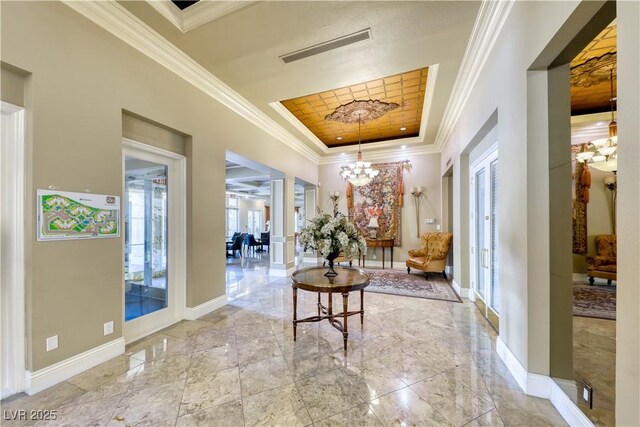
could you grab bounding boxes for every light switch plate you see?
[46,335,58,351]
[425,218,436,224]
[103,321,114,336]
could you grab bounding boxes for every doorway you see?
[1,102,25,399]
[122,140,186,343]
[470,147,499,331]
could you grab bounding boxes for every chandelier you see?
[575,67,617,172]
[325,100,399,187]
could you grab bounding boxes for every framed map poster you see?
[37,190,120,241]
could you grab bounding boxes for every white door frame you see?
[1,101,26,398]
[122,138,186,343]
[470,144,498,319]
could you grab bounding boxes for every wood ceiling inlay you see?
[571,21,616,115]
[281,67,428,148]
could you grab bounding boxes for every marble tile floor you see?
[2,261,570,427]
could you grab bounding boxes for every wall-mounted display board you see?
[37,189,120,241]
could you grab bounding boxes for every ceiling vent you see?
[280,29,371,64]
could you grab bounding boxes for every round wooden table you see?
[291,266,370,353]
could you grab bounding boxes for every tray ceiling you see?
[281,67,428,148]
[570,21,617,115]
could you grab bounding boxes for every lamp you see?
[576,69,617,172]
[367,215,379,239]
[604,174,617,234]
[328,191,340,216]
[326,99,399,187]
[410,186,423,238]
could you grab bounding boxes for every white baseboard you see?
[451,279,470,299]
[183,294,227,320]
[496,337,594,427]
[496,336,549,398]
[550,379,595,427]
[268,266,296,277]
[25,338,125,395]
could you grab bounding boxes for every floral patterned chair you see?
[406,232,453,279]
[586,234,616,285]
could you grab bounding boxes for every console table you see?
[291,266,370,352]
[360,238,395,269]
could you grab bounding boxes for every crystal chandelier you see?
[340,116,380,186]
[325,99,399,187]
[576,69,617,172]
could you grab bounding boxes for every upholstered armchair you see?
[585,234,616,285]
[406,232,453,279]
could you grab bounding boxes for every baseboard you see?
[268,266,296,277]
[25,338,125,395]
[451,280,470,299]
[550,379,595,427]
[183,294,227,320]
[496,337,529,393]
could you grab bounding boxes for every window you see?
[247,209,262,236]
[226,208,239,237]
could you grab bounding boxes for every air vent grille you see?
[280,29,371,64]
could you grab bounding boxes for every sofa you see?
[586,234,616,285]
[406,232,453,279]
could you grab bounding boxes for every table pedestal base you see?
[293,289,364,352]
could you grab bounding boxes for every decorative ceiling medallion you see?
[325,100,400,124]
[571,52,617,88]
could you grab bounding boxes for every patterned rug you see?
[364,269,461,303]
[573,283,616,320]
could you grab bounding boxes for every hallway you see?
[3,263,566,426]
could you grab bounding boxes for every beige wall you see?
[319,152,441,264]
[442,0,639,423]
[1,1,317,371]
[615,1,640,424]
[1,65,26,107]
[572,165,616,274]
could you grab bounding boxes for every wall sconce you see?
[410,186,423,238]
[329,191,340,216]
[604,174,617,234]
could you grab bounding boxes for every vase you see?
[324,250,340,278]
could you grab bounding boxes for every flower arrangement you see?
[299,212,367,261]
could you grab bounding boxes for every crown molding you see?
[146,0,256,33]
[434,0,514,152]
[63,0,320,164]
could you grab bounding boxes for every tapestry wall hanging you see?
[347,161,405,246]
[572,145,590,254]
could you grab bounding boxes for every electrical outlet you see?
[46,335,58,351]
[436,224,441,231]
[103,321,114,336]
[581,383,593,409]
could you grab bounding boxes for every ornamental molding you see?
[325,100,400,125]
[61,0,320,164]
[145,0,256,33]
[571,52,617,88]
[434,0,515,152]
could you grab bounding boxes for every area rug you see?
[573,283,616,320]
[364,269,461,303]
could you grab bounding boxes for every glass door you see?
[123,143,184,343]
[471,149,499,331]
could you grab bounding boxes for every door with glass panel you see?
[123,143,184,342]
[471,149,499,331]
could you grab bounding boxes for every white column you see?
[269,175,296,277]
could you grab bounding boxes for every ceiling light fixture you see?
[576,69,617,172]
[326,100,399,187]
[336,136,343,140]
[400,127,407,131]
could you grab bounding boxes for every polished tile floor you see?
[2,254,569,426]
[573,315,616,427]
